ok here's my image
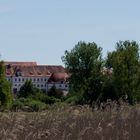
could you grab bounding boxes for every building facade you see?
[5,61,69,93]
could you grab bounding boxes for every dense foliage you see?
[63,40,140,105]
[62,41,104,104]
[11,81,61,111]
[105,41,140,104]
[18,80,38,98]
[0,61,12,108]
[48,86,63,99]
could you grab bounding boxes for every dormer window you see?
[37,72,41,75]
[7,64,11,69]
[30,72,33,75]
[16,69,22,77]
[6,72,10,75]
[47,71,51,75]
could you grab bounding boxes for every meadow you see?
[0,103,140,140]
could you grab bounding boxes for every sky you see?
[0,0,140,65]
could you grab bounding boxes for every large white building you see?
[5,61,69,93]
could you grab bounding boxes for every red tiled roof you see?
[5,64,66,77]
[45,65,66,73]
[5,61,37,66]
[48,73,68,83]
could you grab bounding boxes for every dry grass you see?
[0,103,140,140]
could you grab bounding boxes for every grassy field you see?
[0,103,140,140]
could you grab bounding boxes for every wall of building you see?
[6,76,69,93]
[5,61,69,93]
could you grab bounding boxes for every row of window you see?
[14,84,68,88]
[8,78,48,82]
[14,84,47,88]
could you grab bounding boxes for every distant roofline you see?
[4,61,37,66]
[4,61,64,67]
[5,61,67,77]
[37,65,64,67]
[5,61,37,63]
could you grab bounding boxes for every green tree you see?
[18,80,40,98]
[62,41,103,104]
[0,61,12,108]
[48,86,63,99]
[106,40,140,104]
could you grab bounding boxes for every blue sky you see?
[0,0,140,65]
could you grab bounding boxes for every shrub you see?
[65,95,84,105]
[11,98,47,112]
[29,92,47,103]
[11,99,24,111]
[48,86,63,99]
[44,96,61,104]
[27,100,46,112]
[18,80,42,98]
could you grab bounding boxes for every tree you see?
[62,41,103,104]
[48,86,63,99]
[0,61,12,108]
[106,40,140,104]
[18,80,40,98]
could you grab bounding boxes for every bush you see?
[48,86,63,99]
[65,95,84,105]
[44,96,61,104]
[27,100,46,112]
[29,92,47,103]
[27,93,61,105]
[11,99,24,111]
[18,80,43,98]
[11,98,47,112]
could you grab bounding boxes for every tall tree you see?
[0,61,12,108]
[62,41,103,104]
[106,40,140,104]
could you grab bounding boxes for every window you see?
[59,85,62,87]
[30,72,33,75]
[37,78,39,82]
[37,84,40,87]
[19,78,21,82]
[41,84,43,87]
[37,72,41,75]
[16,70,22,76]
[15,78,17,82]
[41,79,43,82]
[44,79,47,81]
[15,84,17,87]
[34,78,36,82]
